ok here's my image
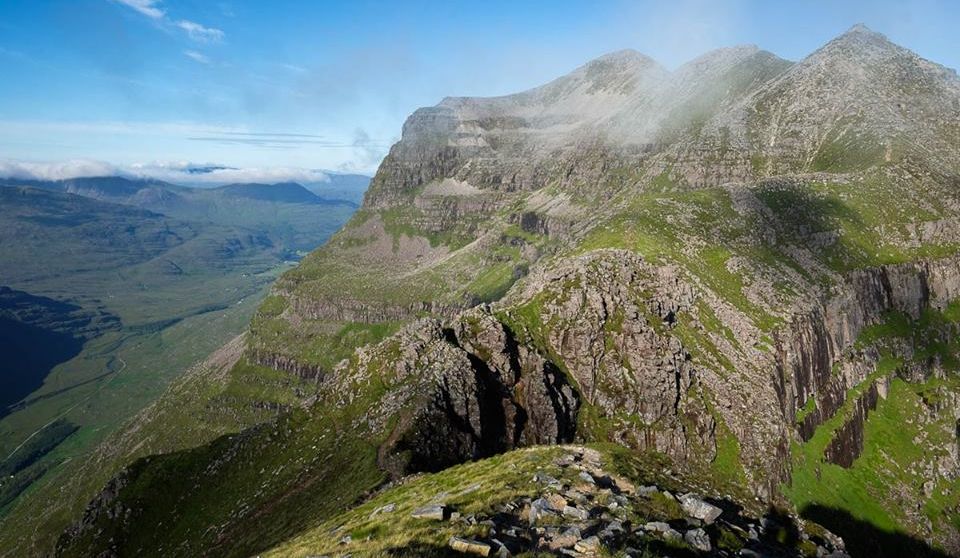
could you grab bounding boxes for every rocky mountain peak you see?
[809,22,907,66]
[669,45,787,91]
[679,44,763,66]
[844,22,878,35]
[579,48,661,73]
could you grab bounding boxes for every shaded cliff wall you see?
[776,256,960,449]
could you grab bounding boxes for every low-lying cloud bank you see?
[0,159,341,185]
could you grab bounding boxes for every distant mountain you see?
[214,181,340,204]
[0,181,358,548]
[0,172,373,206]
[303,171,372,204]
[181,165,237,175]
[0,176,359,254]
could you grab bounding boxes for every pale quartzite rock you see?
[411,504,447,520]
[449,536,491,556]
[679,494,723,524]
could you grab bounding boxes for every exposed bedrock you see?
[362,252,707,479]
[249,350,324,381]
[776,255,960,443]
[508,251,712,455]
[772,255,960,492]
[368,250,719,482]
[286,293,464,324]
[372,313,581,478]
[824,381,881,468]
[378,250,960,496]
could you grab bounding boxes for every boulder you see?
[684,528,711,551]
[549,526,581,549]
[637,485,659,497]
[562,505,590,520]
[411,504,447,520]
[573,535,600,553]
[679,494,722,524]
[449,536,491,556]
[369,502,396,518]
[545,493,567,511]
[643,521,672,533]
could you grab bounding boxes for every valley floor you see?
[0,262,288,551]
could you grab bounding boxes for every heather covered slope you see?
[47,25,960,557]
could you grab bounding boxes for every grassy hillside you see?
[0,184,358,553]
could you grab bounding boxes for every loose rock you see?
[563,505,590,520]
[449,536,491,556]
[684,527,711,551]
[573,535,600,553]
[679,494,722,524]
[411,504,446,520]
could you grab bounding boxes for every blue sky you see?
[0,0,957,179]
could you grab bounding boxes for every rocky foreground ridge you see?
[268,446,852,557]
[42,25,960,558]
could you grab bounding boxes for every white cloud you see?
[130,162,331,184]
[111,0,224,43]
[176,20,224,42]
[113,0,164,19]
[0,158,332,185]
[184,50,211,64]
[0,159,120,181]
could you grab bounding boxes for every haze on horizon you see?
[1,0,958,181]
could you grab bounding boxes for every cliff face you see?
[780,257,960,440]
[56,25,960,557]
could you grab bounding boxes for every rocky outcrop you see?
[286,293,464,324]
[249,350,323,381]
[340,315,580,478]
[776,256,960,440]
[824,381,880,467]
[57,469,131,558]
[501,251,718,461]
[393,446,850,558]
[341,249,720,480]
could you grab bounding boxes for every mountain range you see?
[0,176,365,541]
[2,24,960,557]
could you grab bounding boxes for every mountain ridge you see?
[15,26,960,557]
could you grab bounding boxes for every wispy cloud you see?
[113,0,164,20]
[0,46,29,60]
[187,131,389,150]
[111,0,224,43]
[0,158,342,184]
[221,131,326,138]
[350,128,389,170]
[0,121,391,172]
[184,50,211,64]
[281,63,308,74]
[176,20,224,42]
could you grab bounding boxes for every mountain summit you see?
[34,27,960,558]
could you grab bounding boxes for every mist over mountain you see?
[2,18,960,558]
[0,24,944,558]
